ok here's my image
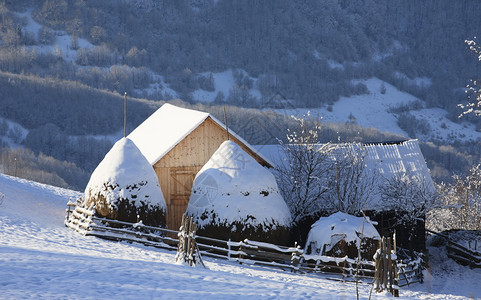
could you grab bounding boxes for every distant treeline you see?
[0,71,158,135]
[0,1,479,115]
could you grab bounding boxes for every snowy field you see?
[0,173,480,299]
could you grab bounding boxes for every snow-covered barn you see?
[257,140,435,252]
[128,103,272,230]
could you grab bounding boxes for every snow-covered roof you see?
[128,103,271,166]
[258,140,430,176]
[256,140,434,210]
[363,140,429,177]
[186,141,291,229]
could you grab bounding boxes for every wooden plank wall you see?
[155,118,228,230]
[153,117,270,230]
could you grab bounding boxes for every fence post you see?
[176,214,204,267]
[228,238,231,260]
[374,236,399,297]
[393,233,399,297]
[291,242,301,272]
[374,238,381,292]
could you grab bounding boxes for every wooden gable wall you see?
[153,117,268,230]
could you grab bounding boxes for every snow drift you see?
[84,137,166,227]
[186,140,291,244]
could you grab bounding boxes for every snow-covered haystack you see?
[84,138,167,227]
[186,140,292,245]
[305,212,380,260]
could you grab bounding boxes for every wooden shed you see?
[128,103,272,230]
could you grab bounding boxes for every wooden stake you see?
[387,238,392,293]
[124,92,127,138]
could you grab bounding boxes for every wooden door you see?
[167,167,197,230]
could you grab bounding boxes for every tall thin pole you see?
[14,157,17,177]
[124,92,127,138]
[223,106,230,140]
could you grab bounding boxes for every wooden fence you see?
[426,229,481,268]
[65,200,423,286]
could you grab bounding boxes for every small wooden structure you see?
[176,215,204,267]
[128,103,272,230]
[374,236,399,297]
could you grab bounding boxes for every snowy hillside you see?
[0,174,480,299]
[190,73,481,144]
[274,78,481,143]
[15,9,94,62]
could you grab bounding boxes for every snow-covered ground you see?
[191,73,481,144]
[16,9,93,62]
[191,69,261,103]
[0,117,29,148]
[0,173,479,299]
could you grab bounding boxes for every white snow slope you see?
[274,78,481,143]
[0,173,479,299]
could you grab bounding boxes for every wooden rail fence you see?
[426,229,481,268]
[65,200,423,287]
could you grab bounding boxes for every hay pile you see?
[186,141,292,244]
[305,212,380,260]
[84,138,166,227]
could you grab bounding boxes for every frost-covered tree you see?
[325,143,377,215]
[432,164,481,231]
[459,38,481,117]
[276,114,335,225]
[380,171,438,233]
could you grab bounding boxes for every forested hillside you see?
[0,0,480,190]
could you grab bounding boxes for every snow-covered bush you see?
[186,140,292,244]
[84,138,166,227]
[304,212,380,260]
[429,164,481,231]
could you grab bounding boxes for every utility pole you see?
[124,92,127,138]
[14,157,17,177]
[223,106,230,140]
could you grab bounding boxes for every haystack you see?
[84,138,166,227]
[186,140,291,244]
[304,212,380,260]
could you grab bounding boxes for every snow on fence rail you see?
[65,200,422,285]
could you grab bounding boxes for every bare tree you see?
[380,171,438,227]
[276,114,335,225]
[277,115,380,223]
[326,143,378,214]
